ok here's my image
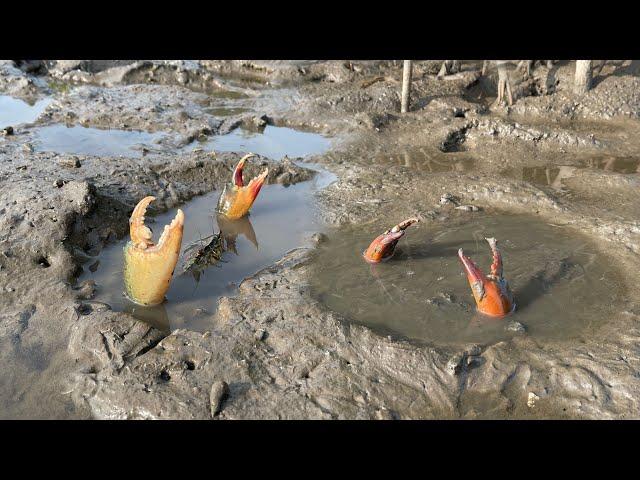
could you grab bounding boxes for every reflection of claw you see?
[216,214,258,252]
[363,217,419,263]
[458,237,515,318]
[216,153,268,220]
[123,299,170,332]
[123,196,184,306]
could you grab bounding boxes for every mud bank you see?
[1,60,640,419]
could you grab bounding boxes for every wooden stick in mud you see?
[401,60,412,113]
[574,60,593,94]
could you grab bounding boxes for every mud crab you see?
[181,231,224,282]
[363,217,419,263]
[216,153,268,220]
[458,237,515,318]
[123,196,184,306]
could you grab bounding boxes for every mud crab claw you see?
[123,196,184,306]
[458,237,515,318]
[216,153,269,220]
[362,217,419,263]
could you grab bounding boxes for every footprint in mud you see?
[309,212,626,347]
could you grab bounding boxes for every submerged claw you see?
[217,154,269,220]
[458,238,515,318]
[123,196,184,306]
[363,217,419,263]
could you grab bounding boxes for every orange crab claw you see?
[216,153,269,220]
[363,217,419,263]
[123,196,184,306]
[458,237,515,318]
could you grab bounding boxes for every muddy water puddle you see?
[203,87,252,117]
[186,125,332,160]
[0,95,52,129]
[207,106,251,117]
[309,213,625,346]
[372,147,476,172]
[32,124,167,157]
[77,166,335,331]
[501,155,640,189]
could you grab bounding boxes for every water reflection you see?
[217,214,258,254]
[0,95,52,129]
[520,166,578,189]
[508,156,640,189]
[32,124,166,158]
[123,300,170,333]
[373,148,475,173]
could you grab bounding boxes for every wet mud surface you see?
[1,59,640,419]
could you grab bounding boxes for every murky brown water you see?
[372,147,476,172]
[501,154,640,189]
[309,212,626,347]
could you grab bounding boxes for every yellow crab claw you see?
[216,153,269,220]
[123,196,184,306]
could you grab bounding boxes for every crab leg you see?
[123,196,184,306]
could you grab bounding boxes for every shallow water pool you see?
[309,213,625,346]
[186,125,332,160]
[77,165,336,332]
[32,124,166,158]
[0,95,52,129]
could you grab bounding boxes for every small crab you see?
[123,196,184,306]
[216,153,269,220]
[458,237,515,318]
[181,231,224,283]
[362,217,419,263]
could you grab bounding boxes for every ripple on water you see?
[309,213,626,346]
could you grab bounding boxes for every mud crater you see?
[309,212,627,347]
